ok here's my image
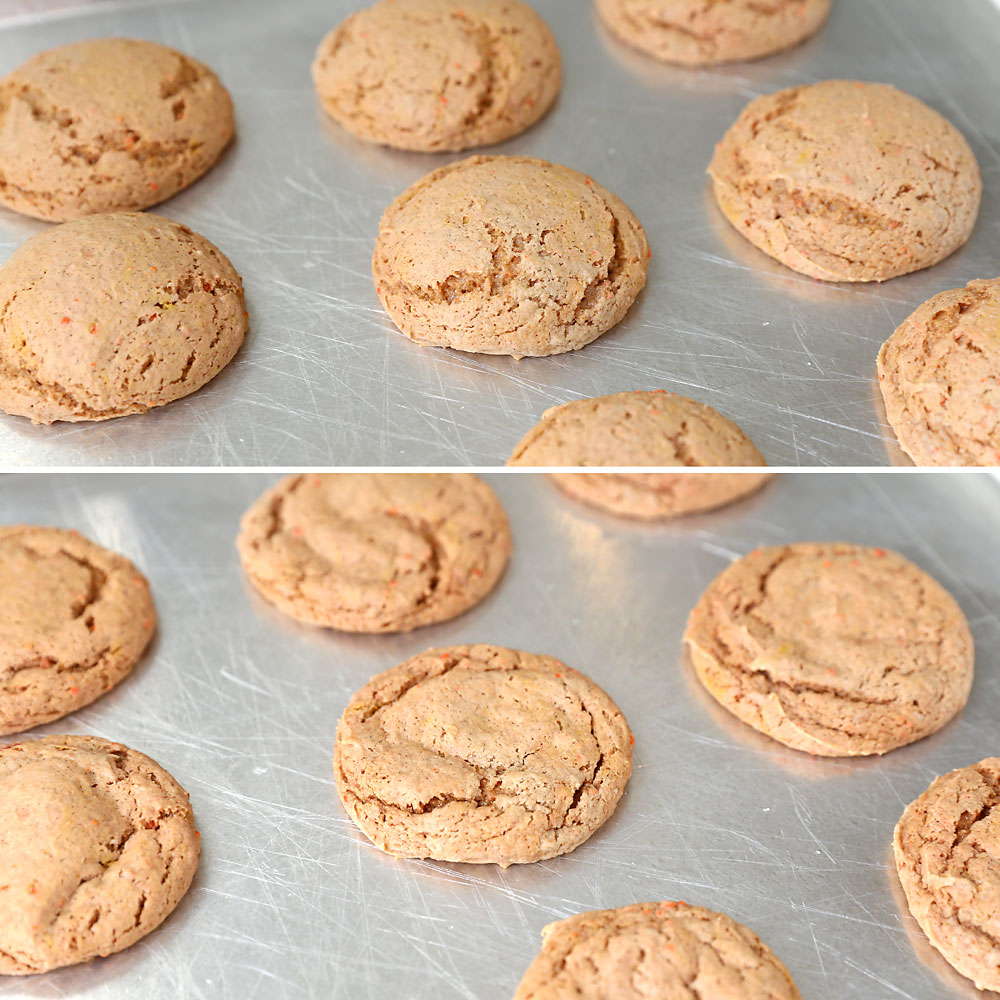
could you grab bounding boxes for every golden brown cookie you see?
[0,37,234,222]
[335,644,633,866]
[878,278,1000,466]
[0,526,155,736]
[0,735,199,974]
[515,901,802,999]
[894,758,1000,993]
[0,212,247,425]
[684,543,974,756]
[237,474,510,633]
[312,0,561,152]
[709,81,981,282]
[373,155,649,358]
[552,472,771,519]
[507,390,767,466]
[596,0,831,66]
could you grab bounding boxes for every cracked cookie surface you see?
[0,526,155,736]
[507,390,767,467]
[0,37,234,221]
[515,901,802,999]
[596,0,830,66]
[878,278,1000,466]
[373,155,649,358]
[708,80,981,282]
[237,474,511,633]
[312,0,560,152]
[894,758,1000,993]
[0,211,247,424]
[0,735,199,974]
[684,542,973,756]
[334,644,632,866]
[552,471,771,520]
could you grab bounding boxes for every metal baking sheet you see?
[0,0,999,467]
[0,470,998,998]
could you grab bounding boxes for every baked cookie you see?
[684,543,974,756]
[552,472,771,520]
[709,81,981,282]
[507,390,767,466]
[878,278,1000,466]
[335,644,632,866]
[0,212,247,424]
[0,526,155,735]
[515,901,802,999]
[894,758,1000,993]
[0,37,233,222]
[0,735,199,974]
[312,0,561,152]
[237,474,510,633]
[373,155,649,358]
[596,0,831,66]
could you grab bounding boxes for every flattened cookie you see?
[0,212,247,424]
[335,645,632,865]
[507,390,767,466]
[0,38,234,222]
[373,155,649,358]
[878,278,1000,466]
[894,758,1000,993]
[237,474,510,633]
[0,735,199,974]
[515,901,802,999]
[709,81,981,282]
[312,0,561,152]
[684,543,973,756]
[596,0,831,66]
[0,526,155,735]
[552,472,771,520]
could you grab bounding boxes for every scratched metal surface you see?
[0,0,999,467]
[0,471,998,998]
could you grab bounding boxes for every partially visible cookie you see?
[373,155,649,358]
[312,0,561,152]
[507,390,767,467]
[335,644,632,866]
[0,526,155,735]
[0,37,234,221]
[709,81,981,282]
[596,0,831,66]
[552,472,771,520]
[0,735,199,974]
[894,758,1000,993]
[878,278,1000,466]
[0,212,247,424]
[684,543,974,756]
[237,474,510,633]
[515,901,802,999]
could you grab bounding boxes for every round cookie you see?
[373,155,649,358]
[0,735,199,974]
[552,472,771,520]
[0,525,155,735]
[684,543,974,756]
[596,0,831,67]
[878,278,1000,466]
[708,80,981,282]
[515,901,802,999]
[507,390,767,466]
[335,644,633,866]
[894,758,1000,993]
[0,37,234,222]
[312,0,561,153]
[0,212,247,424]
[237,474,511,633]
